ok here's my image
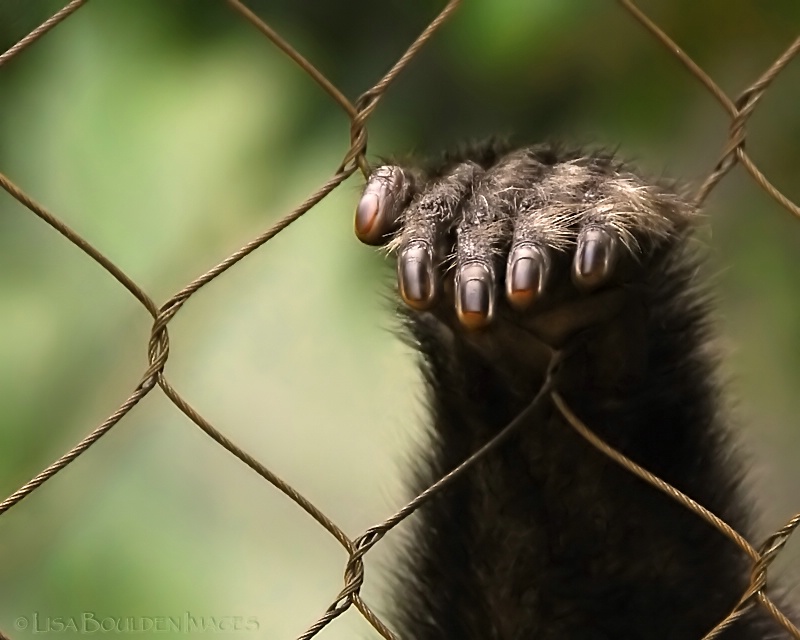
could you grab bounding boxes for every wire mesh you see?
[0,1,798,638]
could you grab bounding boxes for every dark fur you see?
[377,142,786,638]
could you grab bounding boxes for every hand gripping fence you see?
[0,2,798,639]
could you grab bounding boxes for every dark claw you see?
[399,242,435,309]
[507,245,548,310]
[355,166,404,246]
[456,262,493,330]
[573,228,617,290]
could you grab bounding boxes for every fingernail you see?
[457,263,493,330]
[575,228,616,289]
[507,246,546,309]
[399,243,434,309]
[355,193,379,237]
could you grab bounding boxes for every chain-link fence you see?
[0,2,798,638]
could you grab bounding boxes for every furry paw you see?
[355,144,691,346]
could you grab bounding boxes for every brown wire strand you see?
[353,0,462,124]
[0,172,163,516]
[298,357,560,640]
[618,0,800,218]
[618,0,735,115]
[226,0,357,122]
[0,374,156,516]
[0,1,799,639]
[697,35,800,216]
[552,392,800,639]
[157,170,353,326]
[0,0,88,69]
[0,172,157,315]
[551,392,758,562]
[158,375,354,552]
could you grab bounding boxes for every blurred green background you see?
[1,1,799,638]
